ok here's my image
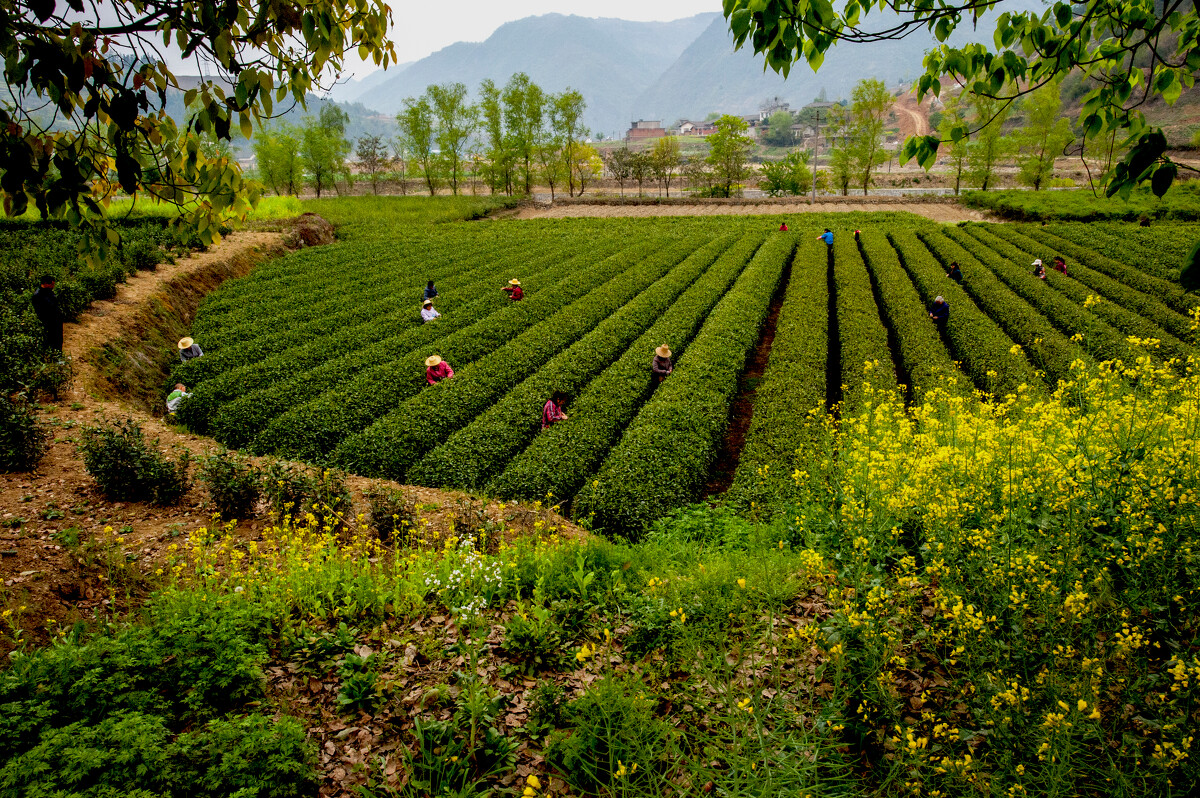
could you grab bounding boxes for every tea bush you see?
[0,398,48,472]
[79,419,189,505]
[199,450,262,519]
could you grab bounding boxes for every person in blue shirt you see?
[424,280,438,301]
[929,296,950,326]
[818,229,834,248]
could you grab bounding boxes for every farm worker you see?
[1052,256,1068,275]
[947,262,963,285]
[177,337,203,362]
[541,391,569,430]
[651,344,673,388]
[854,229,861,241]
[502,278,524,301]
[1032,259,1047,280]
[32,275,63,352]
[424,280,438,301]
[166,383,191,415]
[778,222,788,231]
[421,300,440,323]
[425,355,454,384]
[818,229,834,248]
[929,296,949,326]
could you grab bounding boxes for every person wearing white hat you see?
[1031,259,1047,280]
[502,278,524,301]
[178,336,203,362]
[421,299,441,323]
[929,296,949,327]
[425,355,454,385]
[651,344,673,388]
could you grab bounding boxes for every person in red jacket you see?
[502,278,524,301]
[541,391,568,430]
[778,221,788,231]
[425,354,454,384]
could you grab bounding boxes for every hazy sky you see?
[354,0,721,75]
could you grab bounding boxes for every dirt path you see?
[893,93,931,137]
[515,201,988,223]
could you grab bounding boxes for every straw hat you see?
[425,355,442,368]
[423,300,433,307]
[1031,259,1043,266]
[178,337,193,349]
[655,344,671,358]
[509,278,521,286]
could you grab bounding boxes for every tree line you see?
[757,77,1078,197]
[253,73,602,199]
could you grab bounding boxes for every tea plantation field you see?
[177,206,1199,535]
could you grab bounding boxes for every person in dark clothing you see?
[1052,256,1067,275]
[651,344,673,388]
[1032,259,1047,280]
[929,296,950,326]
[31,276,63,352]
[424,280,438,301]
[948,262,963,285]
[177,337,203,362]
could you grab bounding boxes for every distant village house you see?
[626,120,666,141]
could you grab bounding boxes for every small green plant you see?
[364,484,416,544]
[79,419,189,505]
[336,650,380,712]
[502,599,564,674]
[546,676,674,795]
[199,450,262,519]
[526,680,566,738]
[39,503,64,521]
[0,397,49,472]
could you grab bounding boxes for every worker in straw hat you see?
[425,354,454,385]
[421,299,441,323]
[177,336,203,363]
[651,344,673,388]
[502,278,524,301]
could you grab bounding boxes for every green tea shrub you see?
[364,484,416,544]
[79,419,189,505]
[0,398,48,472]
[261,461,350,527]
[199,450,262,519]
[546,676,674,794]
[122,240,161,272]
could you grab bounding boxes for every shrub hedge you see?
[920,229,1093,385]
[856,230,964,399]
[408,236,737,490]
[726,236,829,511]
[176,235,590,434]
[249,240,659,461]
[1013,225,1199,328]
[982,225,1198,357]
[833,233,896,410]
[1045,222,1193,282]
[572,233,796,538]
[485,234,769,504]
[333,235,711,479]
[886,230,1042,397]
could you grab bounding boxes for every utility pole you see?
[811,109,821,203]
